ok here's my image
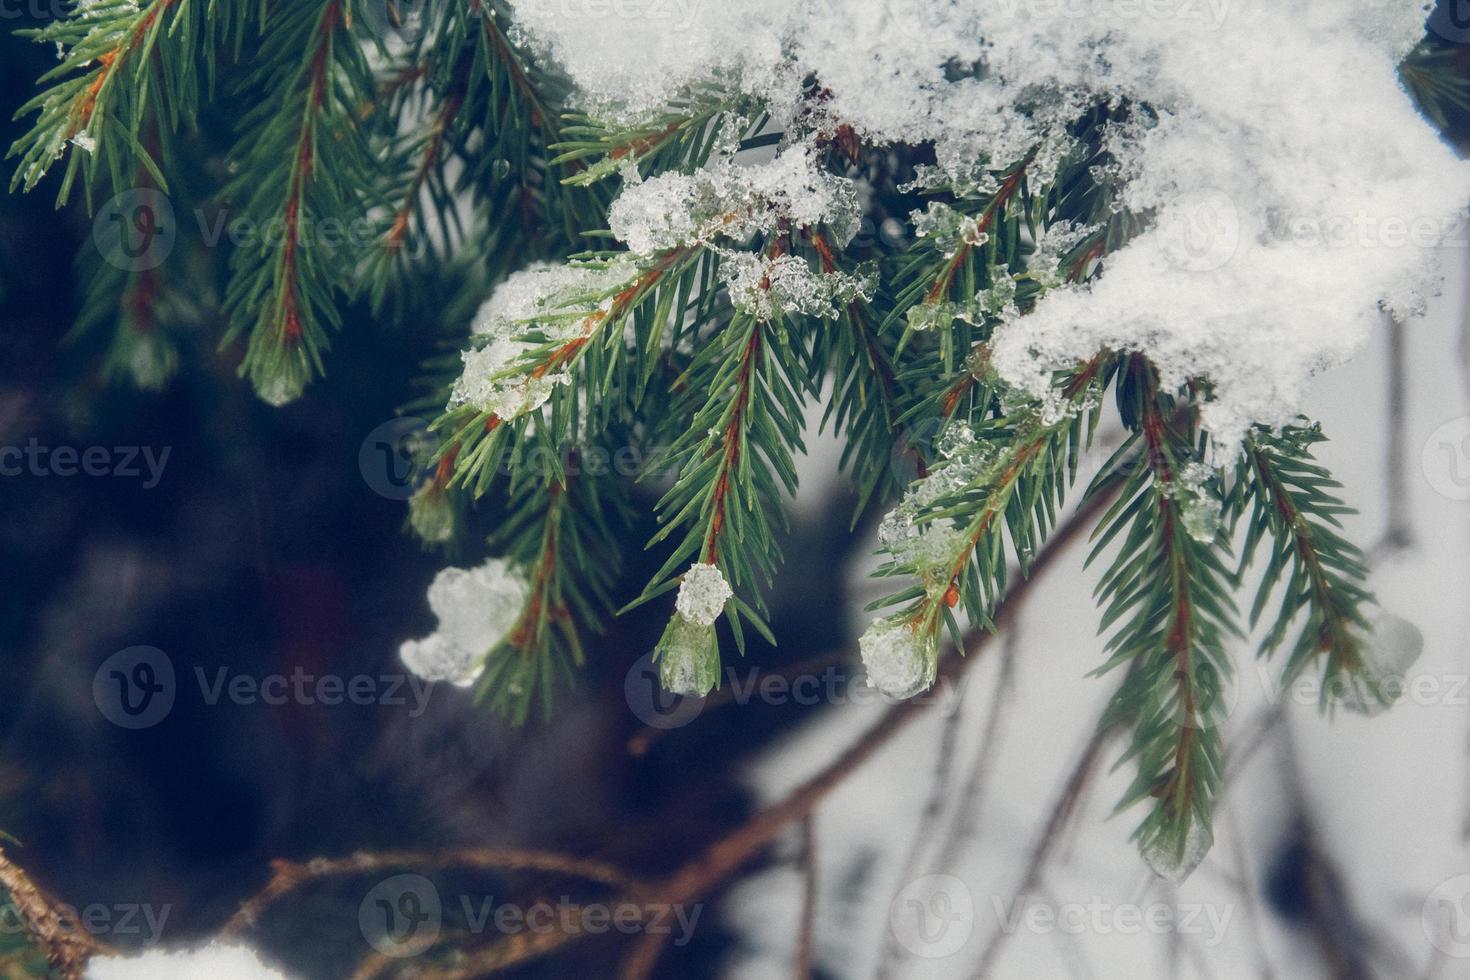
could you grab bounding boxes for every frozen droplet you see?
[492,158,512,181]
[858,619,938,699]
[1180,493,1222,544]
[655,614,720,697]
[254,373,304,407]
[1141,817,1211,884]
[408,484,456,544]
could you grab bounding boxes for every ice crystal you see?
[674,562,733,627]
[878,425,993,576]
[911,201,989,255]
[449,260,638,419]
[720,252,874,321]
[608,148,862,255]
[408,484,455,544]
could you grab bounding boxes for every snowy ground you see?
[725,250,1470,979]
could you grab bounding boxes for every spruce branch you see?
[1233,424,1381,709]
[220,0,382,404]
[479,461,629,723]
[8,0,217,206]
[867,353,1110,678]
[810,228,912,517]
[1089,358,1237,878]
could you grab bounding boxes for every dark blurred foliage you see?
[0,7,882,977]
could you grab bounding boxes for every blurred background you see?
[3,4,1470,979]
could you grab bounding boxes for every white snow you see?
[674,562,734,627]
[399,557,529,686]
[86,942,293,980]
[507,0,1470,459]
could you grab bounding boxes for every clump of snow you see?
[449,259,637,419]
[674,562,733,627]
[399,558,529,686]
[858,618,938,700]
[86,942,292,980]
[508,1,1470,459]
[609,149,862,254]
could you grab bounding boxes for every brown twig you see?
[0,847,106,979]
[970,718,1122,978]
[795,814,818,979]
[224,847,638,934]
[424,485,1122,977]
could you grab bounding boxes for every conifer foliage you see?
[10,0,1466,876]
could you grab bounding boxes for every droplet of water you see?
[1141,818,1211,884]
